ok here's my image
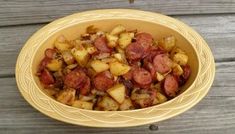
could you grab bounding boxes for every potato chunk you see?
[109,61,130,76]
[90,60,110,73]
[62,51,75,65]
[173,53,188,65]
[54,35,72,51]
[156,92,167,103]
[97,96,119,111]
[110,25,126,35]
[118,32,134,49]
[172,64,184,76]
[71,46,90,67]
[57,88,76,105]
[106,34,118,48]
[156,72,164,82]
[72,100,93,110]
[119,98,134,111]
[107,84,125,104]
[46,59,63,71]
[159,36,175,52]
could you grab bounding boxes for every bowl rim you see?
[15,9,215,127]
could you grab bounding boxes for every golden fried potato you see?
[156,92,168,103]
[46,59,63,71]
[71,46,90,67]
[118,32,134,49]
[110,25,126,35]
[54,35,72,51]
[159,35,175,52]
[173,53,188,65]
[173,64,184,76]
[90,60,109,73]
[72,100,93,110]
[97,96,119,111]
[62,50,75,65]
[106,34,118,48]
[57,88,76,105]
[119,98,134,111]
[107,84,126,104]
[109,61,130,76]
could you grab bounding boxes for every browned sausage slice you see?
[64,69,86,89]
[38,57,51,73]
[40,69,55,85]
[45,48,57,59]
[79,77,91,95]
[93,71,114,91]
[125,42,144,61]
[136,32,153,45]
[182,65,191,80]
[153,54,172,74]
[164,74,179,97]
[94,36,112,53]
[133,68,152,88]
[143,61,156,80]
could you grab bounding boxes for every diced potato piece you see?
[156,92,168,103]
[90,60,109,73]
[116,46,125,54]
[57,88,76,105]
[106,34,118,48]
[101,57,117,63]
[173,53,188,65]
[97,96,119,111]
[66,64,78,70]
[107,84,126,104]
[62,51,75,65]
[86,46,97,54]
[46,59,63,71]
[119,98,134,111]
[71,47,90,67]
[44,88,59,97]
[113,53,128,63]
[86,25,98,34]
[110,25,126,35]
[156,72,164,81]
[109,61,130,76]
[72,100,93,110]
[173,64,184,76]
[171,47,185,56]
[118,32,134,49]
[131,89,150,100]
[159,36,176,52]
[54,35,71,51]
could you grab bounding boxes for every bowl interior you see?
[32,19,199,103]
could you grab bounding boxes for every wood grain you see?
[0,14,234,76]
[1,0,235,26]
[1,66,234,134]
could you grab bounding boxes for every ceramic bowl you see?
[15,9,215,127]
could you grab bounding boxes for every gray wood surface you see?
[0,0,235,134]
[1,0,235,26]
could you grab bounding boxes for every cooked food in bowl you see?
[37,24,191,111]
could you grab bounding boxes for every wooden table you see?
[1,1,235,133]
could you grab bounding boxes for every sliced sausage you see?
[64,68,87,89]
[45,48,57,59]
[136,33,153,57]
[94,36,112,53]
[40,69,55,85]
[133,68,152,88]
[153,54,172,74]
[182,65,191,80]
[79,77,91,95]
[93,71,114,91]
[164,74,179,97]
[136,33,153,46]
[143,61,156,80]
[125,42,144,61]
[122,65,138,80]
[38,57,51,73]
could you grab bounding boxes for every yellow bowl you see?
[15,9,215,127]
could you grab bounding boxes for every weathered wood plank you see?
[0,74,234,134]
[0,14,234,76]
[1,0,235,26]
